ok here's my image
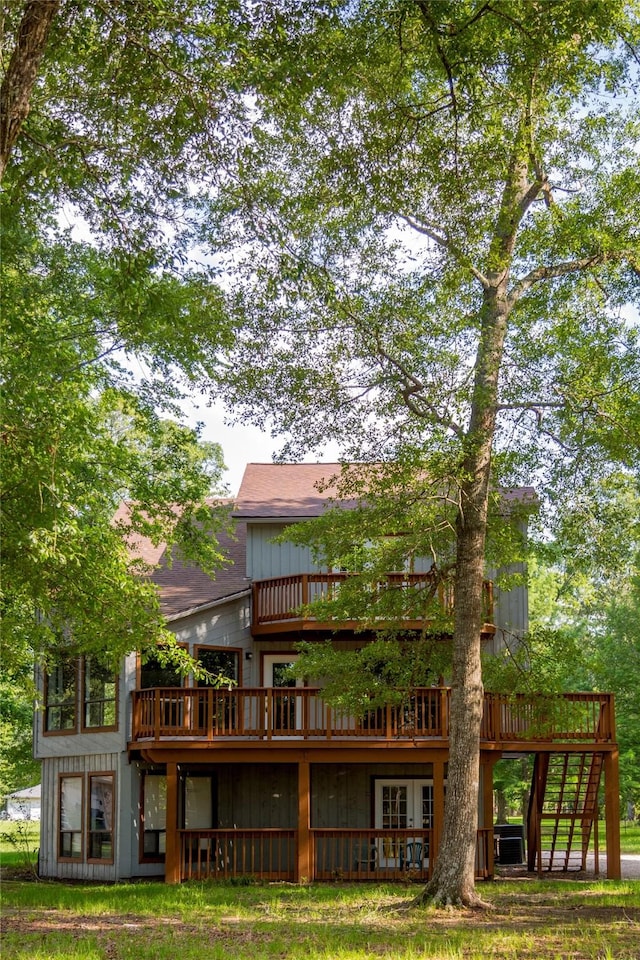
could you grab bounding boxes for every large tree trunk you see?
[417,285,510,907]
[0,0,59,181]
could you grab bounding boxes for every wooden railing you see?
[251,572,494,632]
[180,829,296,881]
[131,688,614,745]
[178,827,493,882]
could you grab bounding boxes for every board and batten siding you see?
[38,752,127,882]
[246,523,326,581]
[489,563,528,655]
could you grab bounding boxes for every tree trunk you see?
[417,285,510,907]
[0,0,60,181]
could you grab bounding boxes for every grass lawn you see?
[1,876,640,959]
[1,823,639,959]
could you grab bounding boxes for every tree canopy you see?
[201,0,640,904]
[0,1,241,674]
[2,0,639,902]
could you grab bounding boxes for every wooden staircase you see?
[527,751,603,873]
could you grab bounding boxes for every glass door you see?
[375,779,433,868]
[263,655,302,733]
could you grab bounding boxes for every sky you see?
[180,393,340,496]
[180,395,278,494]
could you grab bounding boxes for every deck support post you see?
[603,749,621,880]
[297,760,311,883]
[482,755,497,877]
[165,762,181,884]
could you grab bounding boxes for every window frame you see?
[87,771,115,864]
[137,644,189,690]
[44,658,79,736]
[81,658,119,733]
[140,770,167,863]
[58,774,84,861]
[194,646,242,688]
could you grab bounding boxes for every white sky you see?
[179,395,279,494]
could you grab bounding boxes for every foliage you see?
[202,0,639,904]
[1,3,241,672]
[291,638,451,715]
[524,475,640,809]
[0,665,40,799]
[0,820,40,878]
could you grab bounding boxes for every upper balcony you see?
[129,687,615,753]
[251,572,495,636]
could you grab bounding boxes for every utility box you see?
[494,824,525,864]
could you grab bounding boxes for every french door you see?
[374,779,434,868]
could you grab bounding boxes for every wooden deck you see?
[251,572,495,635]
[130,687,615,750]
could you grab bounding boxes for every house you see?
[34,463,621,883]
[3,784,41,821]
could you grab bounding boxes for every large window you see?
[183,775,214,829]
[142,772,167,860]
[45,659,78,733]
[140,651,184,688]
[59,775,83,859]
[83,659,117,730]
[88,774,114,862]
[195,648,240,687]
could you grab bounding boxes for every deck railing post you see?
[208,688,214,740]
[154,689,161,741]
[266,688,273,740]
[385,702,393,740]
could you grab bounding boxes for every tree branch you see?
[0,0,60,181]
[400,214,491,289]
[508,253,622,305]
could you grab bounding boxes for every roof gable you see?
[234,463,348,519]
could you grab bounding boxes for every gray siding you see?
[247,523,325,580]
[171,596,251,655]
[35,662,128,761]
[216,764,298,828]
[39,752,127,882]
[311,763,435,828]
[490,564,528,655]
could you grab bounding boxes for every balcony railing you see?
[179,827,494,882]
[251,572,494,634]
[130,687,614,746]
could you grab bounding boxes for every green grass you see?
[2,878,640,959]
[619,821,640,854]
[2,822,639,958]
[0,821,40,872]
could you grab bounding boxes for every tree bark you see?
[413,128,539,906]
[0,0,60,181]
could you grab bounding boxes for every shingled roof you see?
[113,501,249,619]
[151,523,248,619]
[234,463,348,519]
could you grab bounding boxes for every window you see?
[83,659,117,730]
[45,659,78,733]
[142,772,166,859]
[59,776,83,859]
[140,651,184,688]
[195,648,240,687]
[88,774,114,861]
[183,775,214,829]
